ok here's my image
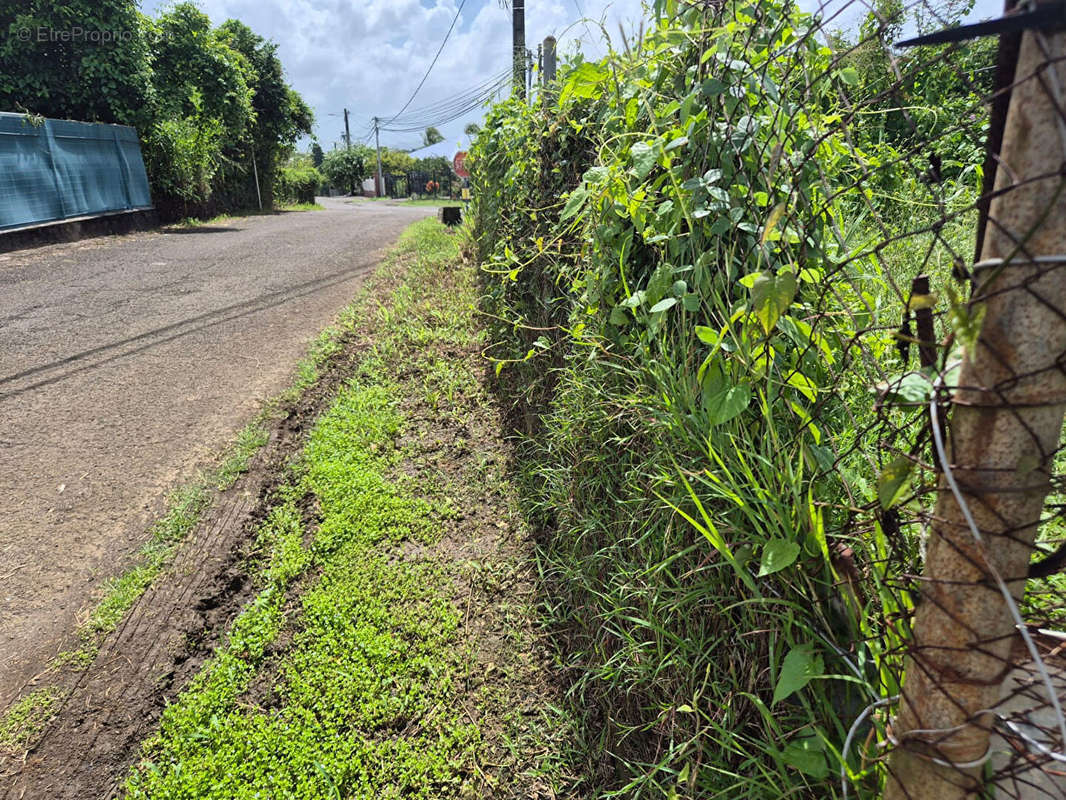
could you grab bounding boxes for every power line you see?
[379,73,511,133]
[382,0,469,127]
[380,71,511,131]
[389,67,510,119]
[380,68,511,131]
[576,1,599,46]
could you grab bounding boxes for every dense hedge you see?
[275,165,322,205]
[471,0,990,795]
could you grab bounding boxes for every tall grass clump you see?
[471,0,992,795]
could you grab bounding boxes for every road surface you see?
[0,198,432,707]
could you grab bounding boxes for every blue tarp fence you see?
[0,112,152,232]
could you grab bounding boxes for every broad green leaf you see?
[751,270,797,334]
[773,644,822,706]
[781,734,828,779]
[758,539,800,576]
[649,297,677,313]
[839,66,860,86]
[560,61,609,105]
[695,326,718,345]
[786,371,817,401]
[631,141,658,178]
[760,202,787,244]
[875,371,931,405]
[646,263,674,304]
[561,186,588,221]
[877,455,914,510]
[584,166,609,184]
[705,383,751,425]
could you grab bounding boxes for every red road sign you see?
[453,151,470,178]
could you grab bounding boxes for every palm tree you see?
[422,127,444,147]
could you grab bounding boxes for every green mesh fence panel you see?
[0,112,152,232]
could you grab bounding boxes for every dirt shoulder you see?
[1,219,580,799]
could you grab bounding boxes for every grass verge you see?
[122,219,578,799]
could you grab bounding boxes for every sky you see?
[138,0,1004,154]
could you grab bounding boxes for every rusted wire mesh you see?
[784,0,1066,795]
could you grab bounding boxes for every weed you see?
[0,688,63,755]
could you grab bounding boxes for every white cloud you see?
[139,0,647,151]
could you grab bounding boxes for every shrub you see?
[275,165,321,205]
[320,147,374,195]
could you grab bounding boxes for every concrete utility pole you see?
[513,0,525,100]
[343,108,351,150]
[373,117,384,198]
[884,26,1066,800]
[543,35,557,84]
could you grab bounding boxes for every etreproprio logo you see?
[15,27,139,44]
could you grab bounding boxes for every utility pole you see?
[513,0,525,100]
[373,116,384,198]
[542,36,557,105]
[543,36,557,84]
[343,108,351,150]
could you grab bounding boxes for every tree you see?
[320,145,374,195]
[149,5,255,150]
[380,148,415,174]
[216,19,313,207]
[0,0,155,128]
[414,155,451,175]
[422,126,444,146]
[0,0,312,217]
[311,142,324,168]
[463,122,481,136]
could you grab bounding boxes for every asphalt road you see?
[0,198,432,707]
